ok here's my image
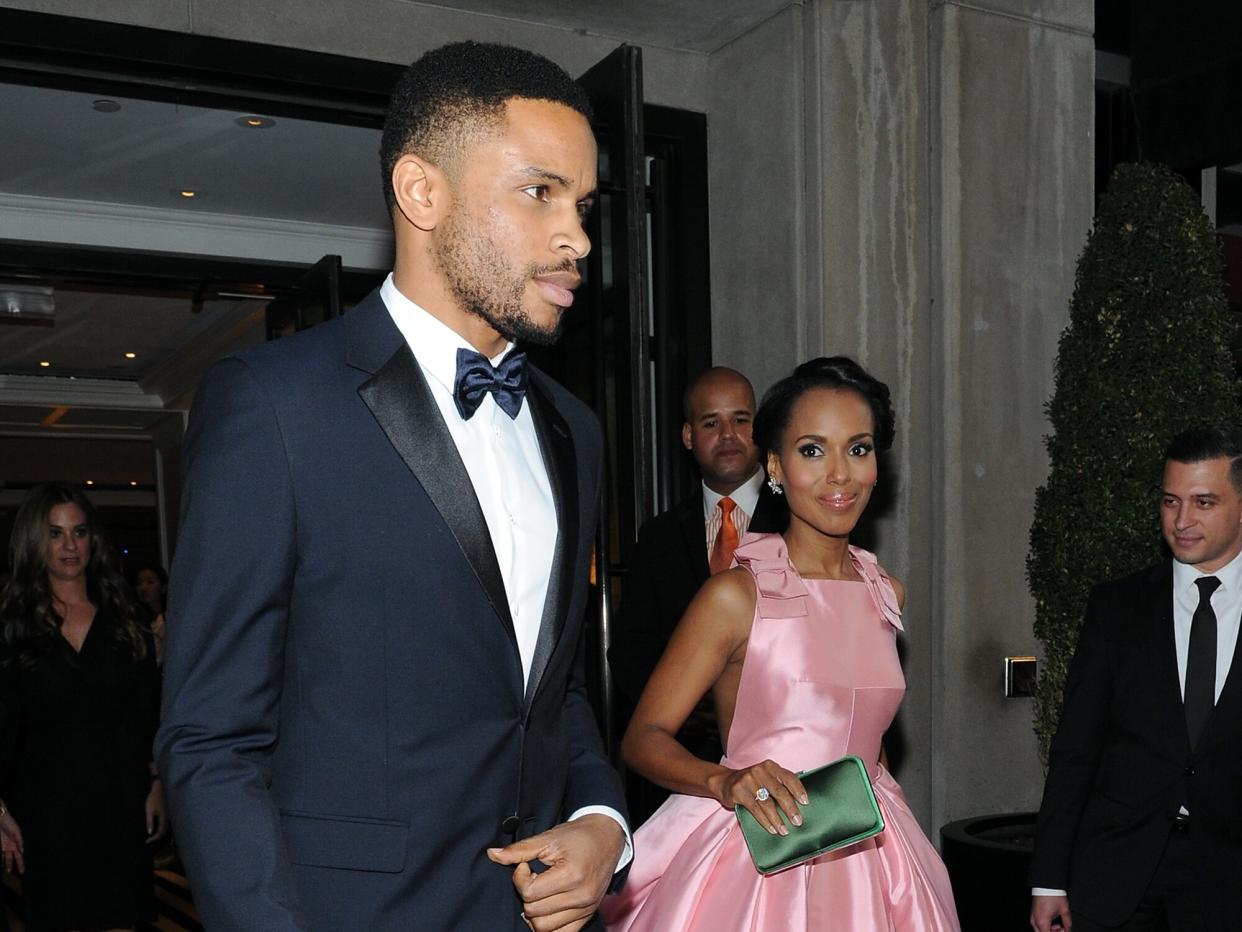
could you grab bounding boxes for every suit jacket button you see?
[502,815,521,834]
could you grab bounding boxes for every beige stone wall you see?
[706,0,1094,831]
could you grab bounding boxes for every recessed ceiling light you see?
[130,481,138,487]
[93,99,121,113]
[236,115,276,129]
[38,360,50,367]
[85,480,94,486]
[124,351,137,359]
[178,189,198,199]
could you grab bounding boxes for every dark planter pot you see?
[940,812,1037,932]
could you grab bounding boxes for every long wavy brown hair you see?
[0,483,147,668]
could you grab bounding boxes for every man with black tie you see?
[609,367,786,822]
[1030,425,1242,932]
[156,42,627,931]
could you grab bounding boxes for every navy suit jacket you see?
[156,290,625,931]
[1029,562,1242,931]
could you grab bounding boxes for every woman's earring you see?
[767,475,784,496]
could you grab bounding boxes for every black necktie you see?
[1185,575,1221,748]
[452,348,528,421]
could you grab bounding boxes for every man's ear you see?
[392,153,448,232]
[682,422,693,452]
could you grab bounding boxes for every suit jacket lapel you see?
[349,305,516,649]
[522,373,577,712]
[677,492,710,585]
[1149,562,1191,752]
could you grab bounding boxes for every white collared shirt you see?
[1172,546,1242,701]
[380,275,631,867]
[702,467,765,554]
[382,275,555,684]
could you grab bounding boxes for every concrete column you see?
[708,0,1094,831]
[927,0,1093,829]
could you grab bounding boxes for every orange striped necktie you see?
[709,496,740,575]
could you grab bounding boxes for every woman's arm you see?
[620,569,807,835]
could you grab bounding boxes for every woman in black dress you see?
[0,483,165,931]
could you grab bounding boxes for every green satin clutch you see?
[734,755,885,874]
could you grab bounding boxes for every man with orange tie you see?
[609,367,787,823]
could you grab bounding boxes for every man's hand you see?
[1030,894,1071,932]
[487,814,626,932]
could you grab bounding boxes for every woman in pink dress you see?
[602,357,959,931]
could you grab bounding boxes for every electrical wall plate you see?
[1004,656,1038,698]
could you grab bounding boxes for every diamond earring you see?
[767,475,783,496]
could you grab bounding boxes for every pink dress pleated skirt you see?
[602,534,960,932]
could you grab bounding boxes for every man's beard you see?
[432,202,573,347]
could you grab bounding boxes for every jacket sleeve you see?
[1028,585,1116,890]
[155,357,308,931]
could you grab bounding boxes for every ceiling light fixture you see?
[93,99,121,113]
[124,351,137,359]
[178,189,198,199]
[86,480,94,486]
[38,360,51,367]
[235,115,276,129]
[130,481,138,487]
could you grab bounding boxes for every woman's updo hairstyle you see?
[753,356,895,458]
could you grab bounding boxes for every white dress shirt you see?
[382,276,555,682]
[1033,547,1242,899]
[380,275,631,867]
[1171,548,1242,702]
[702,467,765,554]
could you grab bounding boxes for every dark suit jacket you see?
[1029,562,1242,931]
[609,482,787,713]
[155,290,625,931]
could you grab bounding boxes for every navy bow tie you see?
[453,348,528,420]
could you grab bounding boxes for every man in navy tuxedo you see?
[156,42,628,931]
[1030,425,1242,932]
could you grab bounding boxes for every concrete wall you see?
[707,0,1094,832]
[928,0,1094,828]
[706,7,811,396]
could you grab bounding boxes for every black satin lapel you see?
[358,344,516,644]
[522,378,578,710]
[678,493,710,585]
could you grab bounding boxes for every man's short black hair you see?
[379,41,593,212]
[1165,424,1242,492]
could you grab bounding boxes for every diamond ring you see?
[754,787,770,803]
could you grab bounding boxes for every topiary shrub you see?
[1028,162,1239,762]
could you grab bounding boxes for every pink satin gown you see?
[602,533,960,931]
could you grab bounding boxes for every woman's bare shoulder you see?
[681,566,758,634]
